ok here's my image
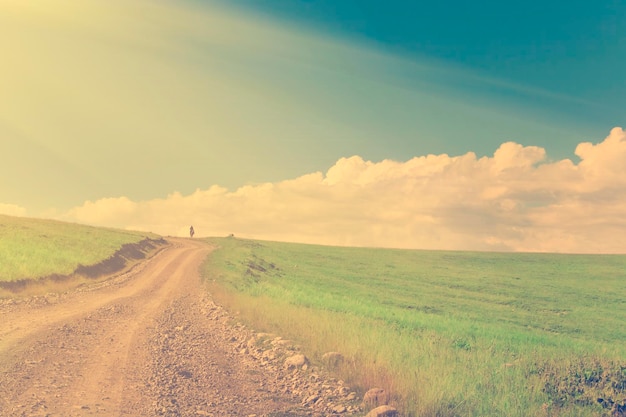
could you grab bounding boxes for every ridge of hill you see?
[0,214,164,294]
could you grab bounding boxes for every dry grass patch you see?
[202,237,626,417]
[0,214,161,295]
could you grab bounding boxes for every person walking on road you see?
[189,225,195,238]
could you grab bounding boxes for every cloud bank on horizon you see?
[1,1,624,254]
[44,127,624,254]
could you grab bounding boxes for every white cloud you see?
[66,197,137,225]
[0,0,601,213]
[53,128,626,254]
[0,203,27,217]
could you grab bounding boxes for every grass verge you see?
[201,237,626,417]
[0,214,158,283]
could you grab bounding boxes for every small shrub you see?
[451,338,471,351]
[535,357,626,415]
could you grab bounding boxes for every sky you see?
[1,0,625,253]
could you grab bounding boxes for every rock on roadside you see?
[363,387,389,408]
[366,405,398,417]
[199,298,365,416]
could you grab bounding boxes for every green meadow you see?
[0,214,154,282]
[202,237,626,417]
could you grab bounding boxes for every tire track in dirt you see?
[0,239,364,417]
[0,239,207,416]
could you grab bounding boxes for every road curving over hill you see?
[0,238,362,417]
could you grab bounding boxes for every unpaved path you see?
[0,239,362,417]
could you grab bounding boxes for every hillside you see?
[202,236,626,417]
[0,214,161,289]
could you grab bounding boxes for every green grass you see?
[202,237,626,417]
[0,214,156,282]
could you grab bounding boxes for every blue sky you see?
[217,0,626,168]
[223,0,625,157]
[228,0,624,99]
[1,0,625,252]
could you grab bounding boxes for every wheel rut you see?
[0,239,363,417]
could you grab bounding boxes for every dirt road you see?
[0,239,361,417]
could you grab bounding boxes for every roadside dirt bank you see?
[0,238,365,417]
[0,237,167,295]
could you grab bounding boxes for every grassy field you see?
[0,214,156,282]
[202,237,626,417]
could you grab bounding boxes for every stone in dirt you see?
[363,387,388,408]
[365,405,398,417]
[304,394,320,405]
[284,354,308,369]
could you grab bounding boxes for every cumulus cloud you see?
[0,203,27,217]
[57,128,626,254]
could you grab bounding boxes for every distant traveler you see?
[190,225,195,238]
